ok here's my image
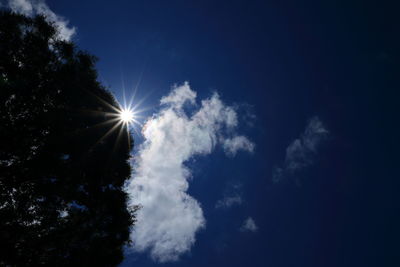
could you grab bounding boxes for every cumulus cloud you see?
[125,82,254,262]
[240,217,258,232]
[4,0,75,41]
[273,116,328,183]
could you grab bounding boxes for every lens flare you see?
[119,108,135,124]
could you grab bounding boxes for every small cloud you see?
[215,195,242,209]
[5,0,76,41]
[215,182,243,209]
[273,116,328,183]
[223,136,255,157]
[240,217,258,232]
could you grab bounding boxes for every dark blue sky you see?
[48,1,400,266]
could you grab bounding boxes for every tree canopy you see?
[0,11,135,266]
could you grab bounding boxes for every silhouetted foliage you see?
[0,11,135,266]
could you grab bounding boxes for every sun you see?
[119,108,135,124]
[83,84,147,153]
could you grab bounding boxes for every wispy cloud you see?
[215,195,242,209]
[215,182,243,209]
[240,217,258,232]
[5,0,75,41]
[273,116,328,183]
[223,136,255,157]
[125,82,254,262]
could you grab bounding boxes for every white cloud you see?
[223,136,255,156]
[240,217,258,232]
[160,81,196,109]
[273,116,328,183]
[5,0,75,41]
[125,82,254,262]
[8,0,33,15]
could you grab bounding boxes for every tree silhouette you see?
[0,11,135,266]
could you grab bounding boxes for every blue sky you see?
[4,0,400,266]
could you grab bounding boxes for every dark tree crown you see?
[0,11,135,266]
